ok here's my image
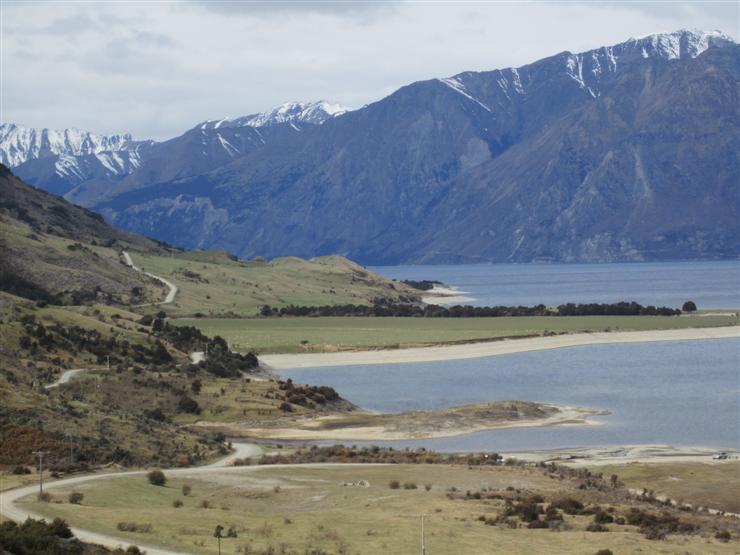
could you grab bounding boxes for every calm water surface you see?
[281,339,740,452]
[371,260,740,309]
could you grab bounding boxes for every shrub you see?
[403,482,417,490]
[389,480,400,489]
[424,483,432,491]
[67,492,84,504]
[715,530,731,542]
[173,499,183,508]
[11,465,31,475]
[682,300,697,312]
[182,484,191,496]
[551,497,584,515]
[593,510,614,524]
[586,523,609,532]
[527,519,549,529]
[117,522,152,533]
[594,550,614,555]
[147,469,167,486]
[38,492,52,502]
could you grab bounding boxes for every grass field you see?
[129,251,418,317]
[595,462,740,514]
[20,464,739,555]
[172,314,740,353]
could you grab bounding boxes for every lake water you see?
[281,338,740,452]
[371,260,740,309]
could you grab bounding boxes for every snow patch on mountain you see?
[199,100,351,131]
[0,123,140,167]
[442,29,735,106]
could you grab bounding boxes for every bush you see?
[182,484,191,496]
[715,529,731,542]
[11,465,31,475]
[594,550,614,555]
[682,300,697,312]
[403,482,417,490]
[389,480,400,489]
[527,519,549,529]
[68,492,84,504]
[0,517,74,554]
[173,499,183,508]
[177,395,201,414]
[147,469,166,486]
[117,522,152,533]
[551,497,584,515]
[586,523,609,532]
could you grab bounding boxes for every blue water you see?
[371,260,740,309]
[282,339,740,452]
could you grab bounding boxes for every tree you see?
[191,379,202,395]
[214,524,224,555]
[147,469,167,486]
[682,300,697,312]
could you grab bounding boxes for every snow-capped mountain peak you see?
[199,100,351,131]
[439,28,735,109]
[0,123,137,167]
[624,29,735,60]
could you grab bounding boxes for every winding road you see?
[0,442,264,555]
[122,251,178,305]
[44,368,86,389]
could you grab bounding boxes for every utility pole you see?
[214,524,224,555]
[419,513,429,555]
[105,355,110,370]
[32,450,46,497]
[65,431,74,466]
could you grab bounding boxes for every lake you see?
[281,338,740,452]
[371,260,740,309]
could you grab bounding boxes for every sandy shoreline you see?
[261,325,739,369]
[193,403,605,441]
[421,285,476,305]
[505,445,740,467]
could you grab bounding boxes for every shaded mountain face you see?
[9,30,740,264]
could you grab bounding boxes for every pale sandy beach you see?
[505,445,740,467]
[261,325,740,369]
[420,284,476,305]
[193,403,605,441]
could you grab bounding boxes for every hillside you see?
[7,30,737,264]
[125,250,420,318]
[0,165,169,305]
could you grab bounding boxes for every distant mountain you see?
[7,30,740,264]
[198,100,351,129]
[3,100,350,199]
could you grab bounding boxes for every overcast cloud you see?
[1,1,737,140]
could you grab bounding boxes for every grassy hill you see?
[0,164,170,305]
[129,250,420,317]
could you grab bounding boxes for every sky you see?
[1,1,737,141]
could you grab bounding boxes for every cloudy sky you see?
[2,1,737,140]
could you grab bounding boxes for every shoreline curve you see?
[261,326,740,369]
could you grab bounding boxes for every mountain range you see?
[3,29,738,264]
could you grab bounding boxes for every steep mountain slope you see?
[0,165,168,304]
[92,30,739,263]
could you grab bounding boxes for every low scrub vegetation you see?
[266,300,682,318]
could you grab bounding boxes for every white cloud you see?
[1,1,736,140]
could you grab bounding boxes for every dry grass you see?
[20,464,739,554]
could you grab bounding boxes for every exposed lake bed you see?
[277,337,739,453]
